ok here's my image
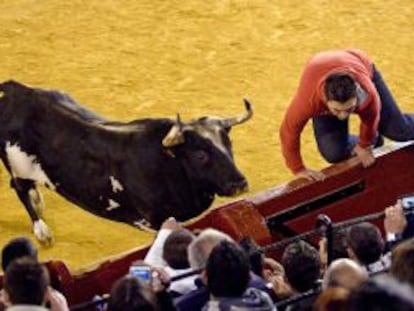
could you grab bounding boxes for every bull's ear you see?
[162,114,185,147]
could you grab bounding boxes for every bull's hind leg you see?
[11,178,53,245]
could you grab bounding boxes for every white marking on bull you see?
[106,199,120,211]
[110,176,124,193]
[197,125,231,158]
[133,219,156,232]
[5,142,56,190]
[33,219,52,245]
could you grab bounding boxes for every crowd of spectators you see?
[2,198,414,311]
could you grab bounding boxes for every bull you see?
[0,80,252,244]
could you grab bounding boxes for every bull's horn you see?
[220,98,253,128]
[162,113,185,147]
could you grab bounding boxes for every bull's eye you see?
[192,150,209,165]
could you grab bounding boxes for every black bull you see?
[0,80,252,244]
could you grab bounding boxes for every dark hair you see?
[346,222,384,266]
[330,230,349,261]
[162,229,195,269]
[239,236,264,278]
[206,240,250,297]
[107,276,161,311]
[2,236,38,271]
[324,73,356,102]
[348,275,414,311]
[282,240,321,292]
[391,238,414,286]
[4,257,49,305]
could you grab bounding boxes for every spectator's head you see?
[239,236,264,277]
[162,228,195,269]
[282,240,321,293]
[330,230,349,260]
[3,257,49,306]
[324,73,357,120]
[188,228,233,270]
[314,287,350,311]
[391,238,414,286]
[107,276,160,311]
[2,236,38,271]
[345,222,384,266]
[205,240,250,298]
[319,230,349,273]
[348,275,414,311]
[322,258,368,290]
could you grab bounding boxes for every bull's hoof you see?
[33,219,54,247]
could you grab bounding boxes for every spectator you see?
[1,257,69,311]
[175,228,271,311]
[345,222,389,273]
[348,275,414,311]
[2,237,38,271]
[143,217,196,297]
[318,230,348,274]
[390,237,414,287]
[281,240,321,311]
[322,258,368,290]
[239,237,291,301]
[174,228,234,311]
[202,241,276,311]
[282,240,321,293]
[107,275,176,311]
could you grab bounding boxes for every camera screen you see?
[129,266,152,283]
[401,195,414,210]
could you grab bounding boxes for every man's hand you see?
[161,217,181,231]
[295,168,325,181]
[353,144,375,167]
[384,202,407,235]
[45,287,69,311]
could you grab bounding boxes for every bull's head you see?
[162,99,252,197]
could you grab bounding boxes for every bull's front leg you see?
[11,178,53,245]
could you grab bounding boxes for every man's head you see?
[348,275,414,311]
[188,228,233,270]
[345,222,384,266]
[322,258,368,290]
[324,73,357,120]
[162,228,195,269]
[391,238,414,287]
[2,236,38,271]
[4,257,50,306]
[205,240,250,298]
[282,240,321,293]
[108,276,160,311]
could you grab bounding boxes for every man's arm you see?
[280,95,325,181]
[354,78,380,167]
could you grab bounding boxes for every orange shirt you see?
[279,49,380,174]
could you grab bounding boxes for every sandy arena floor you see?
[0,0,414,271]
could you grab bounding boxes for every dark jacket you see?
[202,288,276,311]
[175,273,273,311]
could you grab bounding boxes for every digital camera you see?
[129,265,152,283]
[400,194,414,210]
